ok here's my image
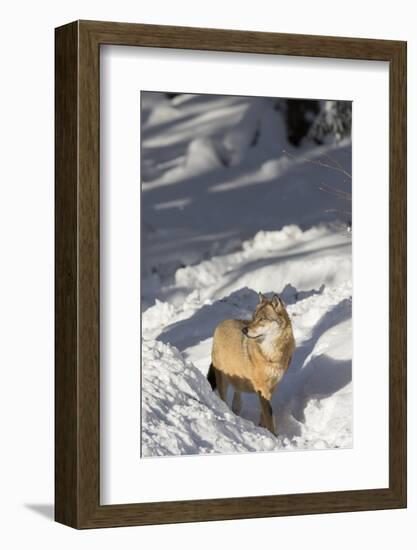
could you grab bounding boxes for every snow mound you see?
[141,339,280,457]
[184,137,224,174]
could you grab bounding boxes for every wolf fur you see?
[208,293,295,435]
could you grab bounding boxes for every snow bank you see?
[142,340,280,456]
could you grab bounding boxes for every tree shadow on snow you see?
[158,287,257,351]
[158,285,324,352]
[271,298,352,438]
[213,240,350,301]
[142,141,352,282]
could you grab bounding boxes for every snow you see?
[140,92,352,457]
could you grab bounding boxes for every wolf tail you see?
[207,363,217,391]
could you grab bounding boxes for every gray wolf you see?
[207,293,295,435]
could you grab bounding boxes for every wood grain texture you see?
[55,21,79,527]
[55,20,407,529]
[388,41,407,505]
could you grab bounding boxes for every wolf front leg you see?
[257,392,276,436]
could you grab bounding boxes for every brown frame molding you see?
[55,20,407,529]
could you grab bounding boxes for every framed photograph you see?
[55,20,406,528]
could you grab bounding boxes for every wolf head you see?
[242,292,290,339]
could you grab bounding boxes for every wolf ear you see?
[258,292,267,304]
[272,294,284,310]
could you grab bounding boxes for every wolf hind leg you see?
[215,369,228,404]
[232,391,241,415]
[207,363,217,390]
[257,392,277,436]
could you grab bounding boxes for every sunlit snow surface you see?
[140,93,352,457]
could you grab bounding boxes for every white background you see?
[101,46,389,504]
[0,1,414,548]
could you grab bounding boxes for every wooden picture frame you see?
[55,20,407,529]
